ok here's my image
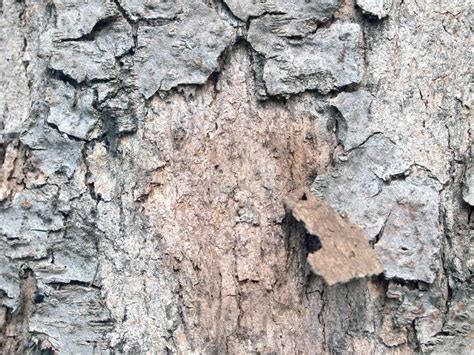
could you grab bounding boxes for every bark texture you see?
[0,0,472,353]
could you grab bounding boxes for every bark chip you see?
[284,189,383,285]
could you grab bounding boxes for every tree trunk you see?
[0,0,472,353]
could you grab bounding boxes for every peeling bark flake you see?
[284,189,383,285]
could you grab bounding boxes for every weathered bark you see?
[0,0,472,353]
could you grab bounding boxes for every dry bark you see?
[0,0,472,353]
[284,189,383,285]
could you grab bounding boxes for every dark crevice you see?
[0,142,7,167]
[45,121,85,142]
[282,209,322,258]
[327,105,347,147]
[371,208,392,246]
[112,0,179,27]
[59,15,121,42]
[303,227,322,253]
[46,67,80,88]
[344,131,384,153]
[46,67,113,89]
[214,0,245,27]
[135,17,179,27]
[284,34,305,41]
[246,11,287,26]
[81,143,100,203]
[388,278,423,291]
[112,0,135,25]
[0,115,5,165]
[99,108,120,156]
[47,279,101,290]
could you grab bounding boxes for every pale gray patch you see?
[376,178,440,283]
[46,80,99,140]
[462,158,474,206]
[134,2,235,98]
[117,0,184,20]
[46,18,133,83]
[248,20,362,96]
[329,90,380,150]
[356,0,391,19]
[29,285,112,353]
[312,134,440,283]
[0,186,63,309]
[53,0,119,39]
[21,123,83,182]
[224,0,341,22]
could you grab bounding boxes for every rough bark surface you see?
[0,0,472,353]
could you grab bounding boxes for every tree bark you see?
[0,0,472,353]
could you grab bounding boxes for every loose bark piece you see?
[284,189,383,285]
